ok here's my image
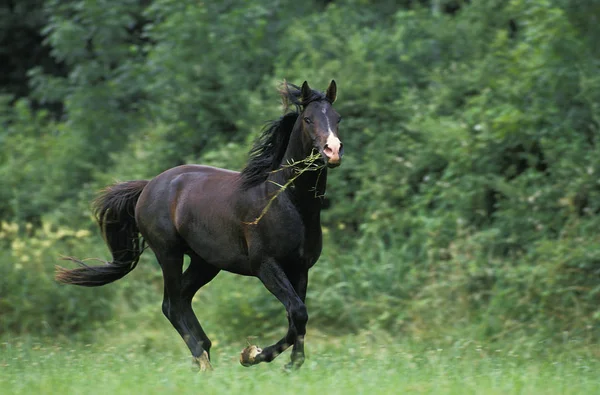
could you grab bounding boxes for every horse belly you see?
[182,229,253,276]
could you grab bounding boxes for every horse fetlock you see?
[194,351,213,372]
[240,345,263,367]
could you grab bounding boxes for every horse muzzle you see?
[323,134,343,168]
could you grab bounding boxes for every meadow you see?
[2,330,599,395]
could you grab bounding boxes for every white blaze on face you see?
[322,107,342,163]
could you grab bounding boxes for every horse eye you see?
[337,116,342,123]
[303,117,312,124]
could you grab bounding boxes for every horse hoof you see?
[283,361,303,372]
[194,351,213,372]
[240,345,262,367]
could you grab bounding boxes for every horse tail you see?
[55,180,149,287]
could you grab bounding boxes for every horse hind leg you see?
[180,254,220,368]
[155,249,216,371]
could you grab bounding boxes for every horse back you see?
[135,165,243,258]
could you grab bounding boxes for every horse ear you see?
[326,79,337,103]
[300,81,312,103]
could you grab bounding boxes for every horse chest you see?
[303,223,323,268]
[250,210,322,267]
[279,220,322,267]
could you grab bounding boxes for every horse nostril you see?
[339,143,344,157]
[323,143,333,155]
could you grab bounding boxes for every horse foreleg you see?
[240,260,308,369]
[285,268,308,370]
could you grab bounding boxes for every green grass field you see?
[2,332,599,395]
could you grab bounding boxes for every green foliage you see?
[0,0,65,101]
[1,0,599,345]
[0,98,63,222]
[267,0,600,340]
[0,221,114,335]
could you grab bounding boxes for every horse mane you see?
[239,81,328,190]
[279,80,328,112]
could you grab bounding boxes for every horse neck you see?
[269,125,328,213]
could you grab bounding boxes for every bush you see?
[2,0,600,344]
[0,221,114,335]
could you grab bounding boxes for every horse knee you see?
[291,305,308,330]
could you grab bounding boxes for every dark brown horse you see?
[56,80,343,371]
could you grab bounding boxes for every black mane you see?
[279,81,328,112]
[239,82,328,190]
[239,112,299,190]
